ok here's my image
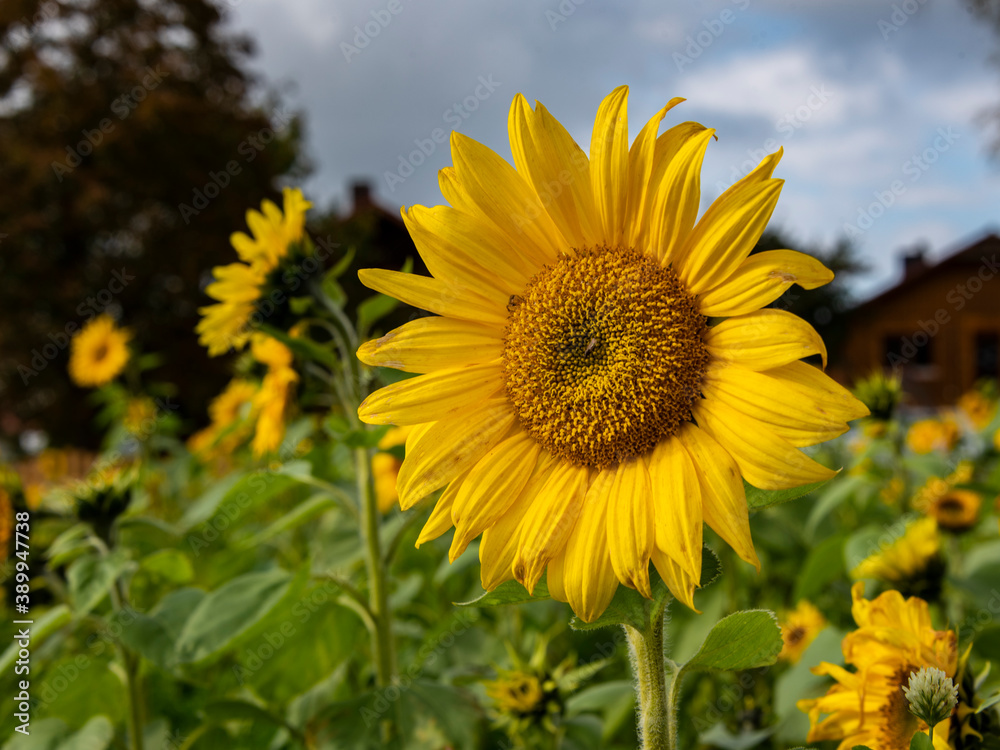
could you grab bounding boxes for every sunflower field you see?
[3,88,1000,750]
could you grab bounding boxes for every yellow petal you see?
[479,451,557,590]
[358,361,504,425]
[562,469,619,622]
[764,361,870,423]
[450,131,566,267]
[695,399,836,491]
[678,175,784,294]
[449,430,541,561]
[513,461,588,594]
[706,309,827,370]
[590,86,630,246]
[677,422,760,571]
[703,365,854,447]
[648,125,715,264]
[396,398,515,508]
[358,318,503,374]
[650,547,698,611]
[699,250,834,318]
[415,473,464,547]
[509,94,599,248]
[358,268,507,327]
[402,204,532,298]
[623,98,685,249]
[546,548,568,603]
[607,459,654,598]
[648,436,703,579]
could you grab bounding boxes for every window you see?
[883,332,933,368]
[974,331,999,379]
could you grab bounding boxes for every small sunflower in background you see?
[798,582,957,750]
[68,314,132,388]
[188,379,258,464]
[778,600,827,664]
[926,489,981,533]
[123,396,157,436]
[852,517,945,600]
[852,369,903,424]
[372,426,412,513]
[957,383,998,431]
[196,187,312,356]
[249,333,299,457]
[356,86,868,622]
[907,417,960,455]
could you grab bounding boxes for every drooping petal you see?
[699,250,834,318]
[650,547,698,610]
[695,399,837,492]
[705,309,827,370]
[357,318,503,374]
[561,469,619,622]
[396,398,515,509]
[358,361,504,425]
[415,472,465,547]
[607,458,654,598]
[479,451,556,590]
[358,268,507,327]
[648,435,703,579]
[677,423,760,571]
[449,430,541,560]
[589,85,630,246]
[509,94,600,249]
[512,462,589,594]
[762,361,870,423]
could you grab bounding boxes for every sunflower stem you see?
[625,601,675,750]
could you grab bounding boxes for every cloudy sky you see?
[225,0,1000,297]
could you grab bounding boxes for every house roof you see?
[851,230,1000,313]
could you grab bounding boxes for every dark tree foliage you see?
[0,0,307,447]
[751,230,868,362]
[966,0,1000,156]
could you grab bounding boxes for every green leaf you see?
[58,716,115,750]
[139,548,194,584]
[977,690,1000,714]
[572,546,722,632]
[698,723,775,750]
[910,732,935,750]
[202,700,295,733]
[0,605,71,677]
[258,323,340,370]
[804,475,866,538]
[794,533,847,602]
[242,492,337,546]
[745,478,831,511]
[356,293,399,339]
[177,470,298,532]
[326,245,356,280]
[67,551,130,615]
[44,523,92,568]
[456,576,551,607]
[174,567,304,665]
[680,609,782,674]
[118,588,206,671]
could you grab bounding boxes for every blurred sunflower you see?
[249,333,298,457]
[853,517,944,600]
[779,600,826,664]
[957,389,996,430]
[926,489,981,533]
[356,86,868,621]
[798,582,957,750]
[123,396,157,436]
[196,187,312,356]
[68,314,131,388]
[907,418,959,455]
[372,427,412,513]
[188,379,258,460]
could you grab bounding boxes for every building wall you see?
[840,259,1000,405]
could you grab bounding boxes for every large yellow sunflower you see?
[68,314,131,387]
[196,187,312,356]
[356,87,868,622]
[798,582,957,750]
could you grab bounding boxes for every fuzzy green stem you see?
[357,445,397,742]
[625,605,673,750]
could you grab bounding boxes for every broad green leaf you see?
[571,546,722,632]
[242,492,337,546]
[357,293,399,338]
[1,718,69,750]
[680,609,782,674]
[564,680,633,716]
[44,523,92,568]
[202,700,295,735]
[794,533,847,602]
[910,732,934,750]
[0,605,71,676]
[178,470,298,533]
[67,551,130,615]
[58,715,114,750]
[804,475,866,538]
[38,657,125,729]
[139,549,194,584]
[456,576,551,607]
[118,588,206,671]
[745,478,831,511]
[174,567,304,665]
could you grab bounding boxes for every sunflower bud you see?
[902,666,958,728]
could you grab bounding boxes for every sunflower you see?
[798,582,957,750]
[124,396,157,436]
[957,389,996,430]
[188,379,258,460]
[927,489,981,532]
[779,600,827,664]
[196,187,312,356]
[372,427,412,513]
[356,86,868,622]
[249,333,298,457]
[907,418,959,455]
[852,517,944,600]
[68,314,131,388]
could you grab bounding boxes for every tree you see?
[0,0,307,447]
[966,0,1000,156]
